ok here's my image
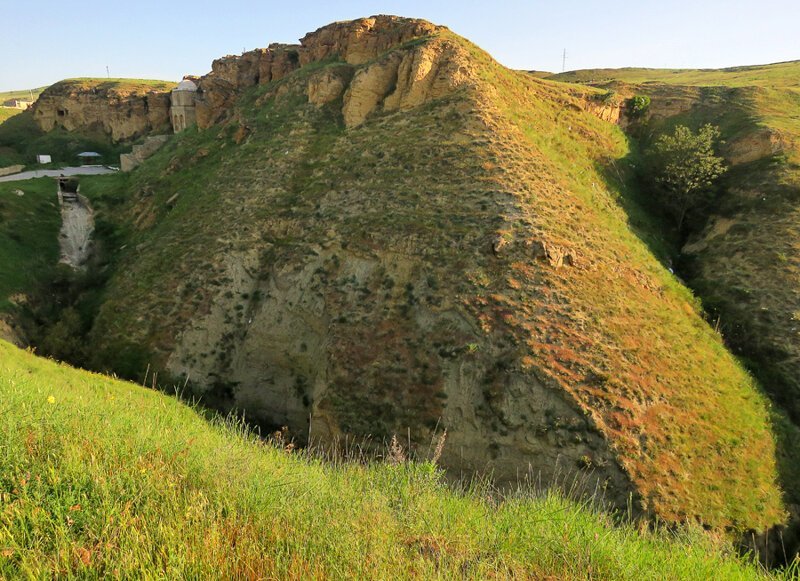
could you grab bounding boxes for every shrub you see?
[627,95,651,118]
[645,124,727,232]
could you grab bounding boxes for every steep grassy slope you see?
[54,19,788,530]
[546,61,800,508]
[0,108,20,125]
[0,339,789,579]
[0,179,61,343]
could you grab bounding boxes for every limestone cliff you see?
[32,79,173,142]
[194,16,448,129]
[195,16,624,133]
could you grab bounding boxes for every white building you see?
[170,79,197,133]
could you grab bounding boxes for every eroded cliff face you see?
[163,241,633,506]
[32,80,172,142]
[0,314,24,346]
[194,15,619,131]
[194,16,449,129]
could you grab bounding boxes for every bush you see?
[645,124,727,232]
[627,95,651,118]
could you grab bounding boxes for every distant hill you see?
[30,77,174,142]
[0,86,47,126]
[546,59,800,87]
[0,85,48,102]
[0,77,173,168]
[44,77,173,95]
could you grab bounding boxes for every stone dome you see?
[174,79,198,92]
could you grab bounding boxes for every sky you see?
[1,0,799,92]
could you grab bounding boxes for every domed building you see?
[170,79,197,133]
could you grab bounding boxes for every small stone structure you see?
[2,99,32,110]
[170,79,197,133]
[0,165,24,177]
[120,135,170,172]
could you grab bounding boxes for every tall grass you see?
[0,341,792,579]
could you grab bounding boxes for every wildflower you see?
[47,396,55,405]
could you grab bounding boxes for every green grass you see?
[0,108,21,125]
[549,60,800,88]
[0,339,790,579]
[47,78,174,95]
[0,179,61,312]
[0,87,48,102]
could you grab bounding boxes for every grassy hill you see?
[0,108,21,125]
[548,60,800,88]
[0,86,48,102]
[29,20,786,532]
[0,339,788,579]
[0,86,47,128]
[545,60,800,509]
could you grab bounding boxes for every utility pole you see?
[562,49,567,73]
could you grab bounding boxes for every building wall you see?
[2,100,32,110]
[170,90,197,133]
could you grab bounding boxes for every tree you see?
[646,124,727,232]
[627,95,651,118]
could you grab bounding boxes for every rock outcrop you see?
[194,16,448,129]
[0,314,24,347]
[298,15,441,65]
[32,80,172,142]
[582,98,622,124]
[120,135,170,172]
[724,127,787,165]
[194,45,302,128]
[342,38,473,127]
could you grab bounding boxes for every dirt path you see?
[59,193,94,269]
